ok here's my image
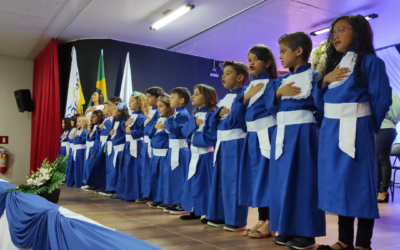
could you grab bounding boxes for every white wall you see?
[0,56,33,182]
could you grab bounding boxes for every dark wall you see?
[58,39,228,117]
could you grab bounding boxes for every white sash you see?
[85,141,95,160]
[246,115,277,159]
[100,136,108,147]
[188,146,214,180]
[107,141,113,156]
[280,69,313,100]
[153,148,168,157]
[169,139,188,170]
[61,142,70,155]
[73,144,86,161]
[144,136,151,157]
[275,110,316,160]
[112,144,125,167]
[125,135,143,158]
[324,101,371,158]
[213,129,245,164]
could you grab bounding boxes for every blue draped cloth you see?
[0,182,158,250]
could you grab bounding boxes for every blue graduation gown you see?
[58,131,69,156]
[266,63,326,237]
[148,117,169,203]
[313,51,392,219]
[164,106,191,205]
[231,72,278,208]
[66,128,89,188]
[142,106,159,199]
[181,107,216,216]
[116,111,146,201]
[86,124,107,188]
[65,128,76,183]
[208,87,248,226]
[106,118,126,192]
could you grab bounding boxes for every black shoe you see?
[286,237,315,249]
[149,202,163,208]
[377,192,389,203]
[317,242,355,250]
[200,218,208,224]
[180,212,201,220]
[110,194,122,199]
[207,220,226,228]
[223,225,246,232]
[163,204,177,213]
[273,235,295,246]
[169,205,188,215]
[94,187,105,193]
[136,198,148,203]
[157,203,169,209]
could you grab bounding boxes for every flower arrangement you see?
[310,39,328,74]
[6,156,68,195]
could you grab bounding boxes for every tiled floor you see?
[56,186,400,250]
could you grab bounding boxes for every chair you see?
[389,143,400,202]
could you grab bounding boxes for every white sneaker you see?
[81,185,89,189]
[99,191,113,197]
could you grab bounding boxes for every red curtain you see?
[30,39,61,172]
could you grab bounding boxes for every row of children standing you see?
[59,15,392,250]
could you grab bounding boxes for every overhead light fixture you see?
[150,4,195,30]
[310,13,378,36]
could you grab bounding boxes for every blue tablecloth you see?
[0,181,158,250]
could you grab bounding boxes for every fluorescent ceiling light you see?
[310,13,378,36]
[150,4,195,30]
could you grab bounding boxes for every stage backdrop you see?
[58,39,230,116]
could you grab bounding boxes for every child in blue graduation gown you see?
[314,16,392,250]
[163,87,191,214]
[106,101,129,196]
[207,61,248,231]
[141,87,165,203]
[82,113,99,188]
[66,115,89,188]
[231,46,280,238]
[97,102,114,195]
[65,115,79,179]
[84,110,107,191]
[266,32,326,249]
[59,118,71,156]
[115,92,147,201]
[181,84,218,220]
[147,94,174,207]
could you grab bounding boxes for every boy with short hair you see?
[161,87,192,214]
[140,87,166,203]
[266,32,326,249]
[207,60,249,231]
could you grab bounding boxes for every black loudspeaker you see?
[14,89,34,112]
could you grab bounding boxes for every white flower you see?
[42,173,50,181]
[320,54,327,60]
[311,55,319,64]
[321,46,327,53]
[316,64,322,73]
[40,168,47,174]
[27,179,33,185]
[319,57,326,65]
[32,179,38,186]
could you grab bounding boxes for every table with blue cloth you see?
[0,179,159,250]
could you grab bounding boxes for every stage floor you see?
[55,185,400,250]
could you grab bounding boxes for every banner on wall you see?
[87,49,108,107]
[120,52,133,109]
[65,47,85,117]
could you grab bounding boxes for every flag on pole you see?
[120,52,133,107]
[65,47,85,117]
[87,49,108,107]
